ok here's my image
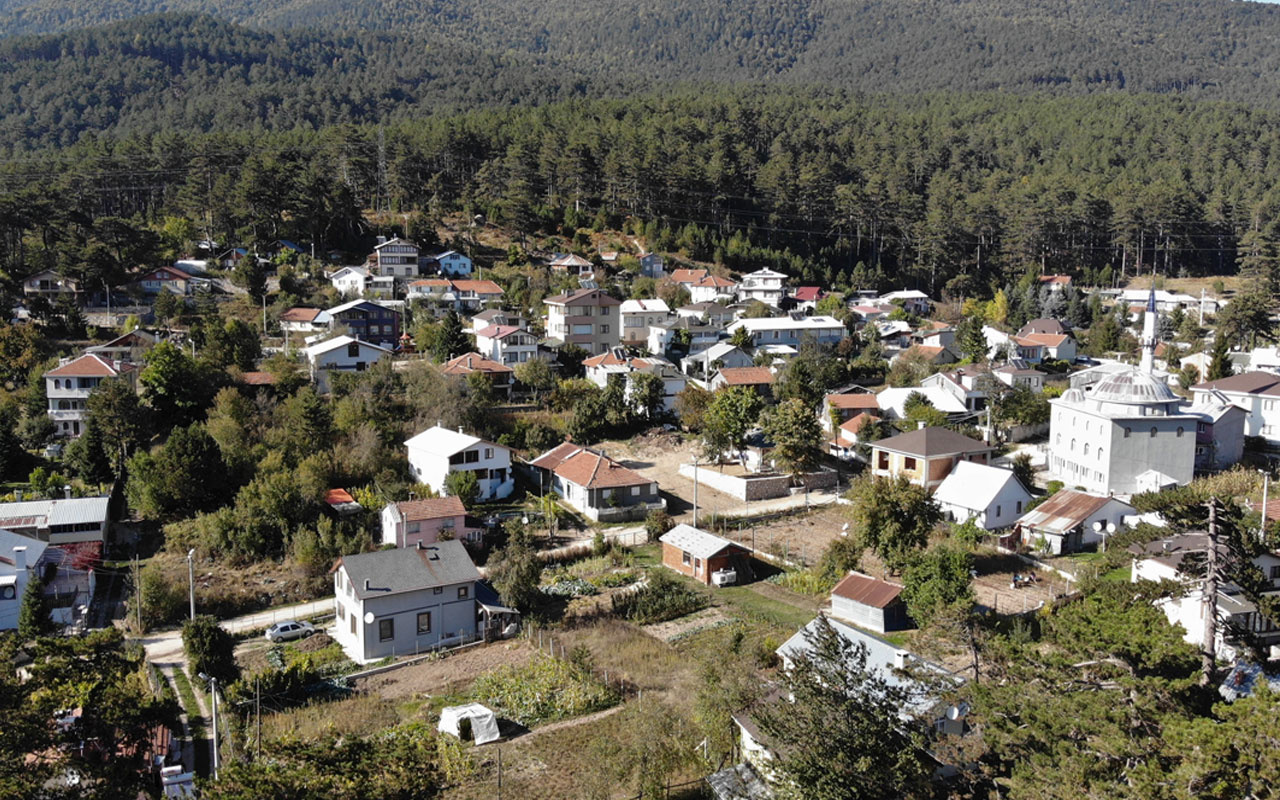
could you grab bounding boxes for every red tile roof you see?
[394,496,466,521]
[694,275,736,288]
[791,286,823,302]
[529,441,583,471]
[1021,333,1069,347]
[474,324,525,340]
[325,488,357,506]
[832,572,903,608]
[280,307,324,323]
[582,350,628,368]
[451,279,503,294]
[239,371,276,385]
[826,393,880,410]
[840,413,877,435]
[45,354,123,378]
[718,366,774,386]
[670,268,708,284]
[555,449,649,489]
[441,353,513,375]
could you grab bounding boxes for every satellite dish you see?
[1107,522,1118,533]
[363,612,375,625]
[1093,521,1103,532]
[947,705,963,721]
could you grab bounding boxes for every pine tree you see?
[17,576,50,640]
[433,310,471,363]
[1206,335,1232,381]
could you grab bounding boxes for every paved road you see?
[138,598,334,665]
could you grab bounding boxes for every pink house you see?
[380,497,484,547]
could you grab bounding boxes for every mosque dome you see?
[1089,369,1177,404]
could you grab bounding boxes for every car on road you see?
[264,620,316,643]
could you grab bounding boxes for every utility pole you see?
[209,677,220,779]
[692,456,699,524]
[255,676,261,761]
[131,556,142,632]
[1201,499,1219,686]
[186,549,196,621]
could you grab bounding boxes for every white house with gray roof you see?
[332,541,482,663]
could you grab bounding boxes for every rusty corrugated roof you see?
[832,572,903,609]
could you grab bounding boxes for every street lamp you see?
[197,672,220,780]
[186,549,196,621]
[691,456,700,525]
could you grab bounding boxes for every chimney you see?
[416,540,425,550]
[13,546,26,572]
[14,490,21,502]
[894,650,910,670]
[918,420,927,430]
[457,425,463,434]
[363,579,371,592]
[63,485,72,500]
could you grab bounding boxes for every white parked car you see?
[264,620,316,643]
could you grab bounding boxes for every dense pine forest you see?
[10,0,1280,151]
[4,90,1280,300]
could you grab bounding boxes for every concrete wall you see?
[678,464,837,501]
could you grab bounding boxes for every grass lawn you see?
[715,584,816,631]
[170,668,209,777]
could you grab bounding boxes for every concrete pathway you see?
[138,598,333,665]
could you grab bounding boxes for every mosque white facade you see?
[1047,290,1197,496]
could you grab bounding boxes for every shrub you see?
[473,655,618,727]
[611,569,708,624]
[644,509,673,543]
[766,569,837,597]
[182,614,240,685]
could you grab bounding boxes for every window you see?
[1124,427,1131,438]
[336,603,344,621]
[464,450,479,464]
[378,618,394,641]
[1098,448,1104,462]
[350,615,356,635]
[1071,439,1076,452]
[417,612,432,634]
[995,505,1001,517]
[458,586,469,599]
[0,586,14,600]
[484,448,494,459]
[632,486,641,496]
[1083,444,1089,456]
[434,586,443,595]
[601,325,610,334]
[1271,565,1280,580]
[407,521,420,534]
[1016,501,1023,513]
[1176,427,1184,437]
[347,342,360,358]
[1150,427,1157,437]
[682,552,691,566]
[903,457,917,470]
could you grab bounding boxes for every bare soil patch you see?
[641,606,728,642]
[353,640,535,700]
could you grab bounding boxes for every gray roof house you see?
[331,541,485,664]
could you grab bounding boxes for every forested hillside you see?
[7,0,1280,104]
[5,90,1280,300]
[0,14,609,150]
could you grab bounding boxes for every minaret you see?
[1139,286,1158,374]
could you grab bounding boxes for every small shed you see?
[438,703,500,745]
[660,524,752,586]
[829,572,911,633]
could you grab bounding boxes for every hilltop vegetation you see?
[8,0,1280,104]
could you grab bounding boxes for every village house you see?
[689,274,738,304]
[1012,489,1134,555]
[304,336,393,393]
[659,524,751,586]
[869,427,996,491]
[932,461,1033,530]
[620,299,672,344]
[638,253,666,279]
[544,288,622,355]
[84,329,157,365]
[828,412,880,461]
[22,270,82,301]
[710,366,775,398]
[682,342,755,381]
[649,316,721,356]
[474,324,538,367]
[670,268,708,293]
[1037,275,1072,292]
[0,494,111,546]
[828,572,911,633]
[677,301,736,328]
[549,253,595,277]
[736,268,789,307]
[440,353,515,398]
[380,496,484,548]
[448,279,504,311]
[0,534,45,631]
[1130,532,1280,662]
[332,541,482,664]
[724,314,846,349]
[329,266,372,297]
[45,354,137,438]
[1189,372,1280,449]
[785,286,826,313]
[1185,390,1247,471]
[921,363,1046,413]
[370,236,421,278]
[133,265,196,296]
[279,307,332,335]
[424,250,473,277]
[470,309,523,332]
[983,326,1047,363]
[874,386,969,420]
[405,425,514,501]
[583,350,687,413]
[877,289,931,316]
[325,299,401,349]
[892,344,957,369]
[529,443,664,522]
